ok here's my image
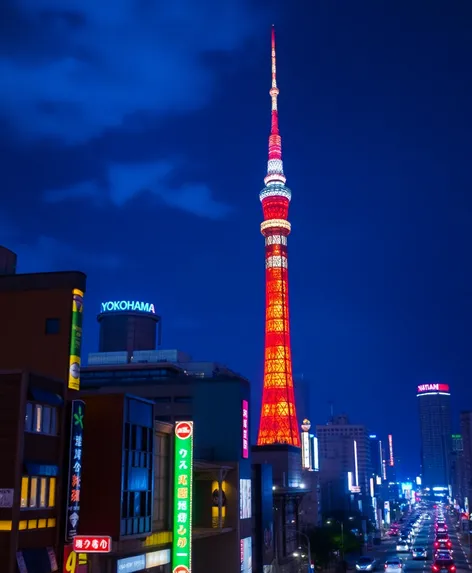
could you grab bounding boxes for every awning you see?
[24,463,59,477]
[28,388,63,406]
[17,547,58,573]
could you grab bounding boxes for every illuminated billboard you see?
[65,400,84,542]
[100,300,156,314]
[172,421,194,573]
[68,289,84,391]
[388,434,394,466]
[240,479,252,519]
[242,400,249,459]
[417,383,450,395]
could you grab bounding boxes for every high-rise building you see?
[450,433,465,507]
[417,383,452,488]
[257,26,300,447]
[460,412,472,509]
[368,434,383,477]
[316,415,371,515]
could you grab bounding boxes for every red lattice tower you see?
[257,26,300,447]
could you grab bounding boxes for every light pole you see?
[295,529,313,572]
[327,517,354,563]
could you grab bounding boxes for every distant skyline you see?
[1,1,472,474]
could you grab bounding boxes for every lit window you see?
[25,403,33,432]
[39,478,47,508]
[34,405,42,433]
[20,477,28,508]
[29,478,38,508]
[48,478,56,508]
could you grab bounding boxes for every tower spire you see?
[257,27,300,448]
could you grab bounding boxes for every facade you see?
[0,264,87,573]
[316,415,371,516]
[257,26,300,447]
[417,383,452,488]
[450,434,465,508]
[460,412,472,509]
[81,359,253,573]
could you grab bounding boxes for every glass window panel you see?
[50,408,57,435]
[39,478,47,508]
[25,403,33,432]
[42,407,51,435]
[34,405,42,433]
[20,477,28,508]
[48,477,56,507]
[29,478,38,508]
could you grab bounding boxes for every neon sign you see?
[69,289,84,391]
[417,383,450,394]
[100,301,156,314]
[172,422,194,573]
[65,400,84,542]
[388,434,394,466]
[242,401,249,459]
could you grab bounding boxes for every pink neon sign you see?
[417,383,450,394]
[242,400,249,459]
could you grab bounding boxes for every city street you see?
[361,517,471,573]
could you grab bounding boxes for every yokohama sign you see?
[100,300,155,314]
[417,383,450,394]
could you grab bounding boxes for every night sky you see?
[1,1,472,474]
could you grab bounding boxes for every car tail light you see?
[384,565,387,569]
[432,566,439,572]
[434,542,439,548]
[450,566,456,572]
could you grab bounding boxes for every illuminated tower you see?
[257,27,300,447]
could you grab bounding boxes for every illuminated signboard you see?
[65,400,84,542]
[240,537,252,573]
[63,545,87,573]
[69,289,84,391]
[388,434,394,466]
[239,479,252,519]
[116,550,171,571]
[242,400,249,459]
[312,436,319,471]
[417,383,450,394]
[172,421,194,573]
[301,431,310,469]
[73,536,111,553]
[100,300,156,314]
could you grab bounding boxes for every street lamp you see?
[294,529,313,572]
[327,516,355,561]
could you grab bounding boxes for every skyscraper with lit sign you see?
[417,383,452,488]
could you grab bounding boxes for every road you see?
[362,516,471,573]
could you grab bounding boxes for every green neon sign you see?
[172,421,194,573]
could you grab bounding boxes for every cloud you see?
[0,0,263,143]
[44,160,232,219]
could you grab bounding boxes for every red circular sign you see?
[173,566,190,573]
[175,421,193,439]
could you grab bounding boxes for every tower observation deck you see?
[257,27,300,447]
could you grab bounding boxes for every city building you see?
[78,393,172,572]
[368,434,383,478]
[257,25,300,448]
[316,415,371,516]
[81,351,252,573]
[0,246,17,275]
[460,412,472,510]
[417,383,452,488]
[0,258,87,573]
[450,434,465,508]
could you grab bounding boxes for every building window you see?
[25,402,58,435]
[174,396,193,404]
[45,318,60,334]
[21,476,56,510]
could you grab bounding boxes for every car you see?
[435,551,453,561]
[434,540,453,551]
[436,533,449,541]
[412,547,427,560]
[356,557,377,571]
[431,558,456,573]
[396,541,409,552]
[385,559,403,573]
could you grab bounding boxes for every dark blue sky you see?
[1,0,472,473]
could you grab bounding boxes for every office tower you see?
[369,434,383,477]
[417,383,452,488]
[461,412,472,509]
[257,26,300,447]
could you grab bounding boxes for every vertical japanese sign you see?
[65,400,84,542]
[172,421,194,573]
[242,400,249,459]
[68,289,84,391]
